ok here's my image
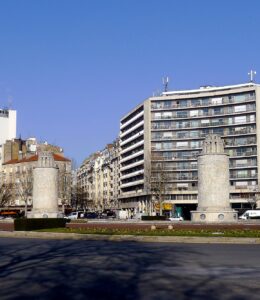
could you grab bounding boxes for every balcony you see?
[120,111,144,130]
[120,120,144,138]
[120,150,144,163]
[120,159,144,172]
[151,120,255,131]
[120,130,144,146]
[121,140,144,155]
[151,96,255,111]
[121,170,144,180]
[121,179,144,188]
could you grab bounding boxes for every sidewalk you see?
[1,230,260,244]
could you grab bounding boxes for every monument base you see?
[191,210,238,223]
[27,210,63,219]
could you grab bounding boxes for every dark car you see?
[84,212,99,219]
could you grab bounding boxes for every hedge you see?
[14,218,67,231]
[141,216,167,221]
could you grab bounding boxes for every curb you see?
[0,231,260,244]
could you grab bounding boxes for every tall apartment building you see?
[119,102,151,214]
[119,82,260,216]
[0,109,16,168]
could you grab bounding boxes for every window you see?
[235,116,246,124]
[190,110,199,117]
[212,97,222,104]
[191,141,200,148]
[176,141,188,148]
[163,132,173,139]
[234,105,246,112]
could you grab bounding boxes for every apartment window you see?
[163,142,173,149]
[154,112,161,119]
[179,100,188,107]
[190,110,199,117]
[212,97,222,104]
[190,131,199,138]
[250,115,255,122]
[213,107,222,115]
[165,112,173,118]
[234,94,246,102]
[235,116,246,124]
[201,98,210,105]
[176,141,188,148]
[177,131,188,138]
[235,159,247,166]
[163,132,173,139]
[191,99,200,106]
[177,111,188,118]
[235,181,248,187]
[191,141,200,148]
[234,105,246,112]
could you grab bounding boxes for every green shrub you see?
[141,215,167,221]
[14,218,67,231]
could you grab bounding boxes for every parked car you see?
[84,212,99,219]
[65,211,84,220]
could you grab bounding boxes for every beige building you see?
[77,140,120,211]
[1,138,71,212]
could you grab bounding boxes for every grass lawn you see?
[37,227,260,238]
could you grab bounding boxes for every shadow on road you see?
[0,238,260,300]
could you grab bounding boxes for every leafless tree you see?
[146,152,169,216]
[0,182,14,208]
[15,169,33,217]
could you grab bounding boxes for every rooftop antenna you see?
[162,76,169,92]
[248,70,256,82]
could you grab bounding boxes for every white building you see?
[0,109,17,169]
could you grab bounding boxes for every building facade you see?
[77,140,120,211]
[119,82,260,217]
[1,153,71,211]
[0,109,17,168]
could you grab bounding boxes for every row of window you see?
[152,114,256,130]
[151,92,254,110]
[151,104,255,120]
[152,136,256,150]
[152,158,257,170]
[152,147,257,160]
[151,125,256,140]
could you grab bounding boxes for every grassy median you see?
[37,227,260,238]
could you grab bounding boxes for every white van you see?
[239,210,260,220]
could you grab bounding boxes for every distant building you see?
[77,140,120,211]
[1,152,71,211]
[0,109,16,168]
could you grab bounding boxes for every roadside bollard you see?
[168,225,173,230]
[151,225,156,230]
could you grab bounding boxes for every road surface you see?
[0,238,260,299]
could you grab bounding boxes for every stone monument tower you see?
[191,134,238,222]
[27,151,60,218]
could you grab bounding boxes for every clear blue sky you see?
[0,0,260,166]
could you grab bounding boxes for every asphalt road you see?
[0,238,260,300]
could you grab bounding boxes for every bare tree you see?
[58,164,71,213]
[15,169,33,217]
[147,152,169,216]
[0,183,14,208]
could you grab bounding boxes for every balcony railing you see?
[151,120,255,130]
[152,108,255,120]
[151,96,255,110]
